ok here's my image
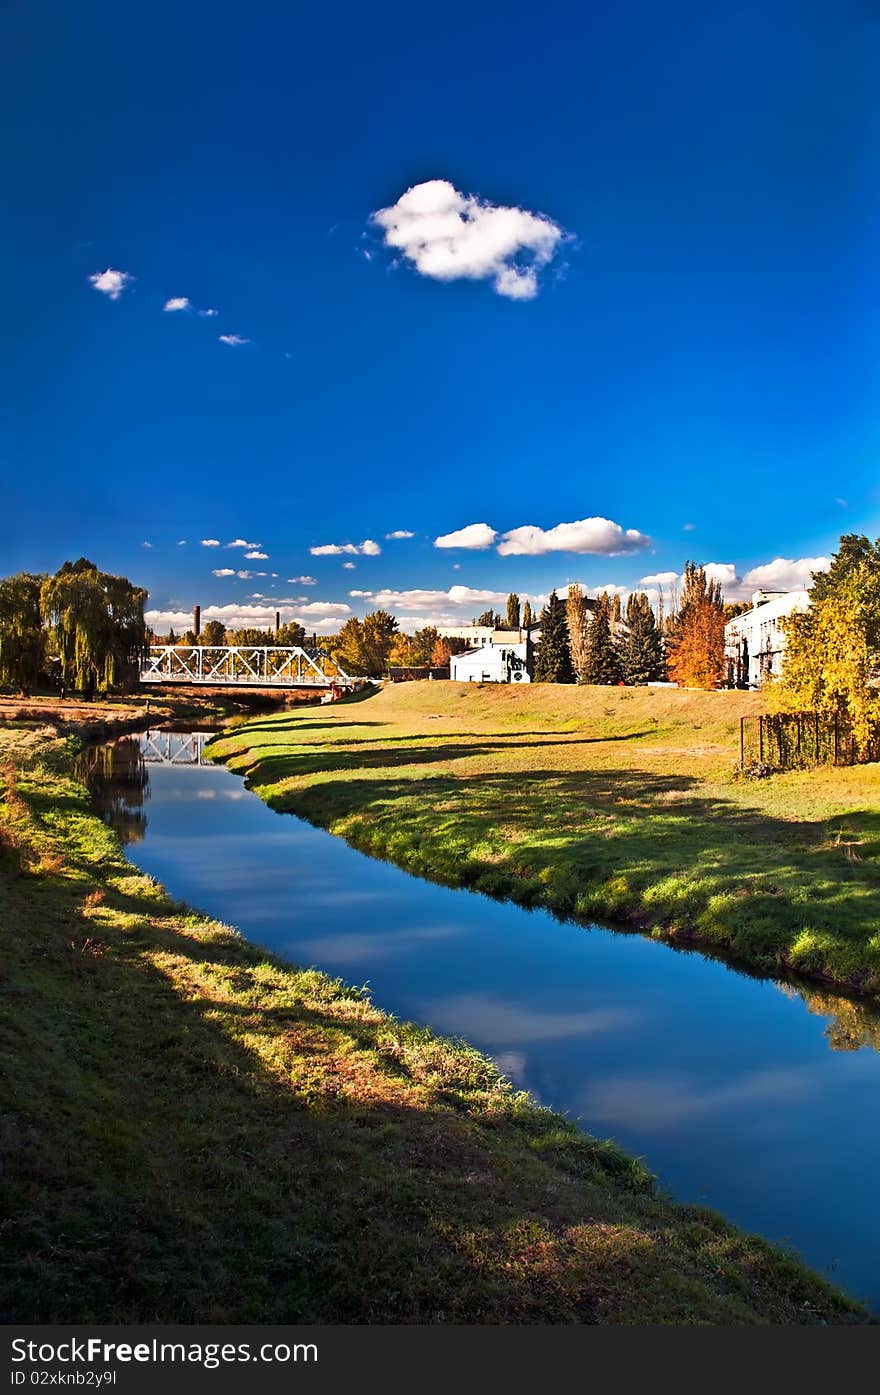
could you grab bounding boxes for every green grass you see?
[0,723,868,1324]
[209,682,880,1000]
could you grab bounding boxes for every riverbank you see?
[0,723,867,1323]
[0,687,303,741]
[209,683,880,1001]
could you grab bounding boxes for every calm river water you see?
[87,729,880,1309]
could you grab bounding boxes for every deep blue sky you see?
[2,0,877,631]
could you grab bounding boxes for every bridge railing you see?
[140,646,354,687]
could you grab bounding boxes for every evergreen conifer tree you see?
[522,599,533,629]
[506,592,521,628]
[581,594,621,684]
[617,591,663,684]
[534,590,574,683]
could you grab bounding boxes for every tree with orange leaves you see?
[666,562,726,689]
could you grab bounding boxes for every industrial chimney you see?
[193,604,201,639]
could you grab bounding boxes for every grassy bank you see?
[209,682,880,1000]
[0,724,867,1323]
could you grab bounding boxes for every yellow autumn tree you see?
[771,538,880,744]
[666,562,726,689]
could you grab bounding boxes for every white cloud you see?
[219,334,250,346]
[297,602,352,617]
[146,601,349,635]
[343,561,356,569]
[163,297,190,312]
[177,539,187,546]
[497,516,651,557]
[434,522,497,550]
[141,540,153,549]
[371,179,565,300]
[212,568,236,577]
[199,308,218,318]
[350,585,546,615]
[683,522,696,532]
[637,571,680,588]
[702,563,740,590]
[386,529,414,540]
[638,563,738,597]
[287,575,317,585]
[244,550,269,560]
[226,539,261,549]
[201,539,220,547]
[741,556,830,592]
[89,267,133,300]
[310,539,381,556]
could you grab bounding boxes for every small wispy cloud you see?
[386,529,414,540]
[141,540,153,549]
[227,539,261,550]
[343,561,356,569]
[177,539,187,546]
[201,539,220,547]
[199,308,218,318]
[219,333,250,346]
[683,522,696,532]
[212,568,236,577]
[244,550,268,560]
[287,575,317,585]
[89,268,133,300]
[310,539,381,557]
[163,297,191,312]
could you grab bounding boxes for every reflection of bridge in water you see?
[141,730,211,765]
[140,645,356,690]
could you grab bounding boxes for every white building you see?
[724,589,809,688]
[437,625,532,647]
[450,641,532,684]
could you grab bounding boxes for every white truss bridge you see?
[140,645,356,689]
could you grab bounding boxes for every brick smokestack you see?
[275,611,280,634]
[193,604,201,639]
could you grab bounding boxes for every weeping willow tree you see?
[0,572,46,695]
[40,558,147,697]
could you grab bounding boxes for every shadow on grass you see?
[5,841,835,1328]
[3,833,873,1327]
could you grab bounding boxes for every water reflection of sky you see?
[94,735,880,1310]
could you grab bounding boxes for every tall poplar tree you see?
[565,583,592,682]
[534,591,574,683]
[506,592,521,628]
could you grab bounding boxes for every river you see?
[84,728,880,1309]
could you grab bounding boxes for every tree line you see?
[0,554,761,697]
[532,563,727,687]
